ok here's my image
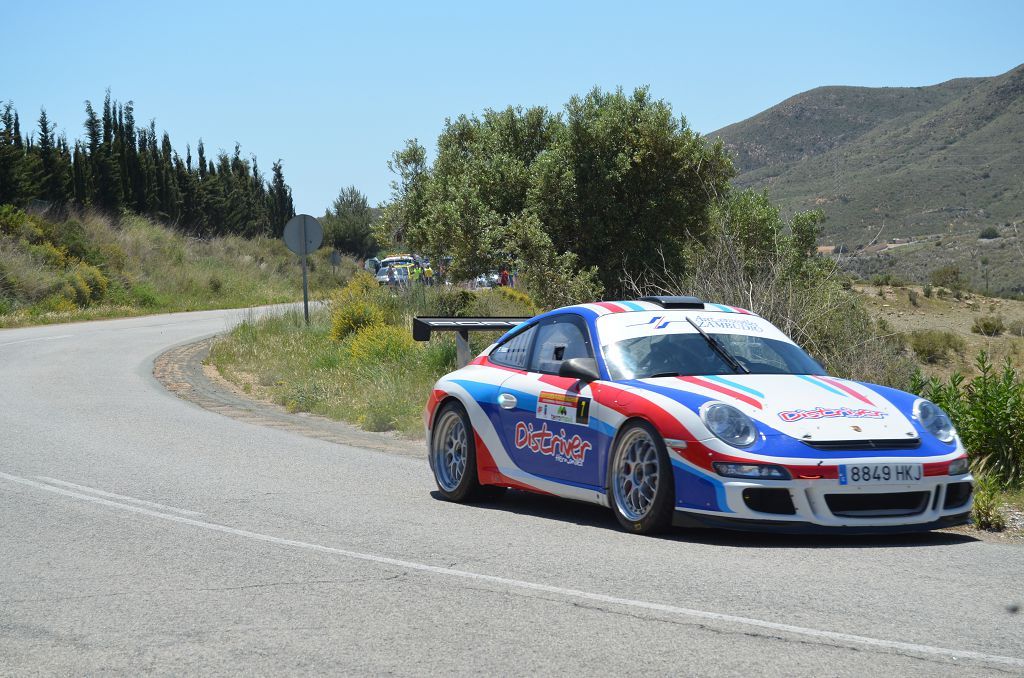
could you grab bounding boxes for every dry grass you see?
[207,284,535,437]
[0,208,359,327]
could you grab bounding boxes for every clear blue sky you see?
[4,0,1022,215]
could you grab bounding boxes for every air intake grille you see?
[802,438,921,451]
[825,491,930,518]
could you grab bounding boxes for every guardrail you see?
[412,317,530,366]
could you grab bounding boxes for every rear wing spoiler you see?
[413,316,530,367]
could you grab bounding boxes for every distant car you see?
[474,272,500,288]
[376,264,410,287]
[424,296,972,534]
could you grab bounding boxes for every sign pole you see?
[282,214,324,328]
[301,216,310,325]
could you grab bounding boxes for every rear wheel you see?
[607,421,674,534]
[430,401,502,502]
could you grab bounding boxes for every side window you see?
[529,314,594,374]
[489,325,537,369]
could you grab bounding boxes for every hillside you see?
[711,64,1024,245]
[0,206,355,327]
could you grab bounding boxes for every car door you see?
[496,313,604,488]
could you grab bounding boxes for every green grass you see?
[207,281,536,437]
[0,206,358,327]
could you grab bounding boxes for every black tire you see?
[429,401,499,502]
[606,420,675,534]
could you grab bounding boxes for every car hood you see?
[632,374,919,443]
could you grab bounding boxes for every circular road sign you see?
[283,214,324,256]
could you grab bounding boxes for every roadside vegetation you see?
[913,354,1024,530]
[208,275,536,437]
[0,206,354,327]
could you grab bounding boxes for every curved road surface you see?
[1,310,1022,676]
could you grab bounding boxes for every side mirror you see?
[558,357,601,382]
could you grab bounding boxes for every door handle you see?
[498,393,518,410]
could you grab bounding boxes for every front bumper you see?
[673,509,971,534]
[675,473,974,533]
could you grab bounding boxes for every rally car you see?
[422,297,972,534]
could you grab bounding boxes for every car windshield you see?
[597,311,825,380]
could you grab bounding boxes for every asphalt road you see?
[1,309,1022,676]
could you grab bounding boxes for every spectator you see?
[500,268,510,287]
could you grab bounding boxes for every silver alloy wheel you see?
[611,427,661,521]
[433,409,468,492]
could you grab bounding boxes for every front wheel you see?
[607,421,675,534]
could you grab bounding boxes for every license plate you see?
[838,463,923,485]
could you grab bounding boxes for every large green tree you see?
[376,87,735,301]
[322,185,377,258]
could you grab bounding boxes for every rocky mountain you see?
[711,64,1024,246]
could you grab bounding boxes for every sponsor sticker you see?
[626,315,764,333]
[536,391,591,426]
[777,407,888,423]
[514,421,591,466]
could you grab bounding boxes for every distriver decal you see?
[515,421,592,466]
[778,406,888,422]
[536,391,591,426]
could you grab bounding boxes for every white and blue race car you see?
[423,297,972,534]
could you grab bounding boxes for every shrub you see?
[330,297,384,341]
[972,475,1006,531]
[979,226,1000,240]
[971,315,1004,336]
[423,287,475,317]
[330,273,387,341]
[75,263,109,302]
[1007,318,1024,338]
[870,273,905,287]
[31,294,77,314]
[27,241,67,268]
[65,270,92,306]
[346,323,419,365]
[914,352,1024,485]
[923,284,933,298]
[208,275,224,295]
[908,330,964,364]
[96,243,128,273]
[930,264,965,291]
[467,288,538,318]
[907,289,919,307]
[131,282,163,308]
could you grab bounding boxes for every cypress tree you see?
[36,108,67,204]
[269,160,293,236]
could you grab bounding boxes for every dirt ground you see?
[855,284,1024,378]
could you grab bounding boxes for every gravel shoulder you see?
[153,336,420,459]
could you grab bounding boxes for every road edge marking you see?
[33,476,204,517]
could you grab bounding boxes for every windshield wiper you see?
[686,317,749,374]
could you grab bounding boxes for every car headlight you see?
[702,403,758,448]
[948,457,969,476]
[914,399,956,443]
[713,462,792,480]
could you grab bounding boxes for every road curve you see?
[1,309,1022,676]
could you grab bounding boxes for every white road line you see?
[33,476,204,517]
[0,334,74,348]
[1,469,1020,670]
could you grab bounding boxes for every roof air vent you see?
[638,296,704,309]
